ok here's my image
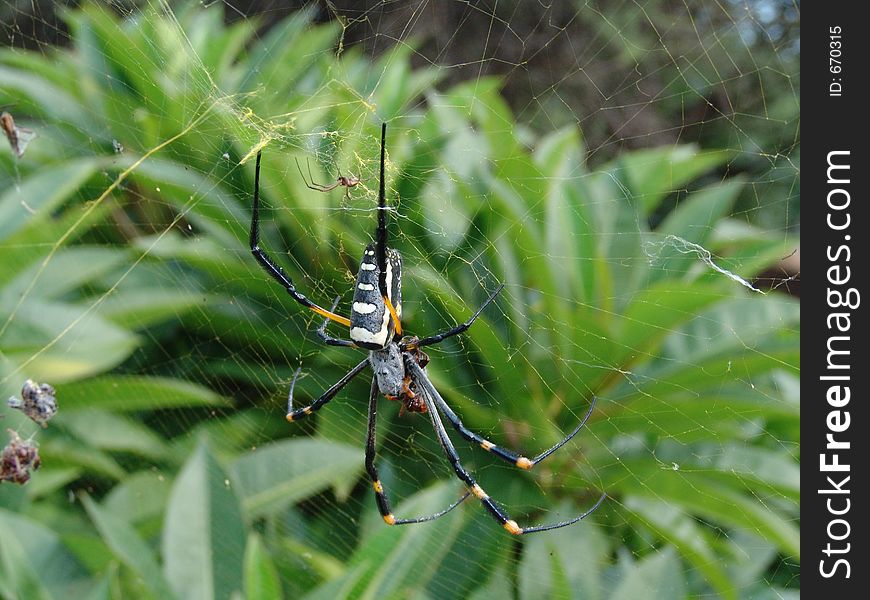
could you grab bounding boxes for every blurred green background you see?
[1,2,798,599]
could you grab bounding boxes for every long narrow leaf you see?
[162,443,246,600]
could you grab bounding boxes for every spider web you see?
[0,1,799,599]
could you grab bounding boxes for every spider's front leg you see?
[250,151,351,327]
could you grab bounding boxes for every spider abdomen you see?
[349,243,402,349]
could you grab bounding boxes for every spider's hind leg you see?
[407,359,605,535]
[364,379,470,526]
[433,392,598,470]
[406,282,594,471]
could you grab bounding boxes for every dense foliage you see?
[1,4,798,599]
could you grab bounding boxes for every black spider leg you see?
[408,359,606,535]
[365,378,471,526]
[406,282,594,470]
[375,123,388,295]
[250,151,351,327]
[317,297,357,348]
[374,122,402,336]
[285,358,369,422]
[409,284,505,349]
[404,283,595,470]
[431,385,598,470]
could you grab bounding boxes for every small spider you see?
[7,379,57,428]
[1,110,37,158]
[1,429,41,485]
[250,123,604,534]
[295,157,361,199]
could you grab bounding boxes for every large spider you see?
[249,123,605,534]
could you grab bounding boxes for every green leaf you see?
[518,508,609,600]
[537,126,595,308]
[606,282,725,389]
[608,547,685,600]
[622,497,734,600]
[80,569,114,600]
[60,375,229,411]
[708,220,799,281]
[168,410,281,462]
[420,168,474,252]
[300,564,368,600]
[58,410,171,460]
[98,289,210,329]
[0,246,127,302]
[0,157,102,242]
[0,513,56,600]
[162,442,246,600]
[339,482,467,600]
[230,438,364,518]
[128,158,247,247]
[691,443,799,499]
[597,388,799,445]
[61,533,113,574]
[130,233,249,291]
[615,146,732,214]
[279,537,346,584]
[104,470,173,524]
[0,63,93,128]
[649,179,745,284]
[375,43,443,120]
[1,299,140,382]
[722,531,780,591]
[24,467,82,500]
[244,533,283,600]
[468,565,514,600]
[618,294,799,398]
[81,495,176,600]
[240,6,324,93]
[590,174,650,311]
[602,461,800,558]
[39,438,126,480]
[0,197,116,286]
[73,5,169,121]
[185,10,254,84]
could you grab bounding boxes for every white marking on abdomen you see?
[351,326,388,346]
[353,302,377,314]
[361,263,376,271]
[358,283,375,291]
